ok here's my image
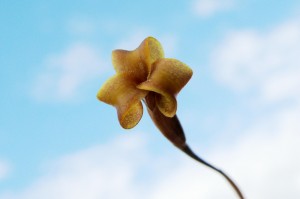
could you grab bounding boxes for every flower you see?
[97,36,193,130]
[97,36,244,199]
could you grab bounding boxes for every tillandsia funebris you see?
[97,36,244,199]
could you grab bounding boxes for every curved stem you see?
[143,97,244,198]
[180,145,245,199]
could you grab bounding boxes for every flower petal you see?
[97,74,148,129]
[112,49,148,83]
[141,36,165,72]
[112,37,164,82]
[137,58,193,117]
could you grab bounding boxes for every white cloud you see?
[1,134,149,199]
[206,17,300,198]
[0,160,11,181]
[222,106,300,199]
[32,43,104,101]
[211,19,300,103]
[1,103,300,199]
[192,0,235,18]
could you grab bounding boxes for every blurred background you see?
[1,0,300,198]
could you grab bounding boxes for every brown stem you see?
[180,145,245,199]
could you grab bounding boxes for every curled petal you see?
[97,74,148,129]
[112,37,164,82]
[155,94,177,117]
[137,58,193,117]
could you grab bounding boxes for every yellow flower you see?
[97,36,192,130]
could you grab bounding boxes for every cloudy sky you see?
[1,0,300,198]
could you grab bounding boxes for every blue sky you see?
[1,0,300,198]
